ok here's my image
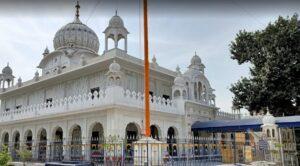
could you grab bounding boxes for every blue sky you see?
[0,0,299,113]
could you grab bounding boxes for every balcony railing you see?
[0,86,184,123]
[215,111,239,120]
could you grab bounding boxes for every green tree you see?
[0,146,11,166]
[230,14,300,116]
[17,149,32,166]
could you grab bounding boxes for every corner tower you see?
[103,11,129,52]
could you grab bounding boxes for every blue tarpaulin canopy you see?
[276,116,300,128]
[191,116,300,132]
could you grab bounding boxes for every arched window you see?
[2,132,9,146]
[24,130,33,150]
[167,127,178,156]
[70,125,82,161]
[38,128,47,161]
[12,131,20,160]
[90,123,104,162]
[198,82,202,100]
[267,129,270,137]
[125,123,140,143]
[272,129,275,138]
[150,125,160,140]
[125,123,141,161]
[52,127,63,161]
[173,90,181,98]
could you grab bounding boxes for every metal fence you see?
[1,137,297,165]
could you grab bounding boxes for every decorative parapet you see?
[0,86,183,123]
[215,110,239,120]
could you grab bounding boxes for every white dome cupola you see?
[189,52,205,73]
[0,63,15,89]
[53,1,99,53]
[261,110,278,141]
[174,66,185,86]
[2,64,13,75]
[104,11,129,52]
[172,66,187,99]
[262,110,276,125]
[182,52,215,105]
[109,13,125,28]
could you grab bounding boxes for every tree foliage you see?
[18,149,32,166]
[230,14,300,116]
[0,146,11,166]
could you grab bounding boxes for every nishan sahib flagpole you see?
[143,0,150,137]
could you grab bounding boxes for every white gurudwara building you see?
[0,2,235,162]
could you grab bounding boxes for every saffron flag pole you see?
[143,0,150,137]
[134,2,164,165]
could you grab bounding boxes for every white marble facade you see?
[0,3,234,161]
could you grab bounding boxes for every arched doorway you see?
[12,131,20,160]
[167,127,177,156]
[90,123,104,163]
[125,123,140,161]
[52,127,63,161]
[125,123,140,143]
[2,132,9,146]
[38,129,47,161]
[1,132,9,152]
[70,125,82,161]
[24,130,33,151]
[150,125,160,140]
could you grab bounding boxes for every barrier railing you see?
[0,86,183,123]
[1,137,292,165]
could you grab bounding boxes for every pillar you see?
[105,37,108,52]
[83,137,90,161]
[114,35,118,48]
[63,131,69,161]
[8,131,12,157]
[46,139,51,161]
[125,37,128,52]
[31,139,37,160]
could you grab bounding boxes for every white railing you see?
[215,111,239,120]
[0,86,183,123]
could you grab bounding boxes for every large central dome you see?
[53,2,99,53]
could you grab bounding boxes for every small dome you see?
[2,64,12,75]
[191,54,202,66]
[53,19,99,53]
[262,111,276,125]
[109,14,124,28]
[174,66,185,85]
[174,76,185,86]
[109,60,121,72]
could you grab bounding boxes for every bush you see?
[0,146,11,166]
[18,149,32,164]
